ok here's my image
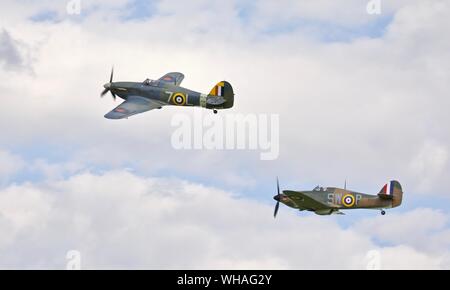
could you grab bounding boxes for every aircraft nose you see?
[104,83,111,89]
[273,195,280,202]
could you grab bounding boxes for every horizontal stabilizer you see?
[378,193,394,200]
[206,96,226,106]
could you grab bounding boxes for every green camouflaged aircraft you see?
[273,178,403,217]
[100,68,234,119]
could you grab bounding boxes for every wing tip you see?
[104,112,125,119]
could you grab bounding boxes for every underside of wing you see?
[159,72,184,86]
[284,190,330,211]
[104,96,162,119]
[314,209,345,215]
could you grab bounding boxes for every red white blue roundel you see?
[175,95,183,104]
[342,194,355,207]
[172,93,186,106]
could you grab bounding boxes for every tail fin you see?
[378,180,403,207]
[208,81,234,109]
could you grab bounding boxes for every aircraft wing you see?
[284,190,330,211]
[158,72,185,86]
[104,96,162,119]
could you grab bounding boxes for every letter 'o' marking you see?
[172,93,186,106]
[342,194,355,207]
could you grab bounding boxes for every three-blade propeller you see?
[101,67,116,100]
[274,177,281,218]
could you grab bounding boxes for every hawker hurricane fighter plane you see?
[100,68,234,119]
[273,179,403,217]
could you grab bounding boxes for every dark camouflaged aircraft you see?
[273,179,403,217]
[100,68,234,119]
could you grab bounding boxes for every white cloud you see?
[376,246,443,270]
[0,29,32,71]
[0,183,51,243]
[1,2,450,196]
[0,0,446,194]
[354,208,450,254]
[409,141,449,192]
[0,0,449,269]
[0,170,448,269]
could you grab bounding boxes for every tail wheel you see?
[381,210,386,215]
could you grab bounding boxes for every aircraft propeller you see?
[274,177,281,218]
[101,67,117,100]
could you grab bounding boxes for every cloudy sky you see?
[1,0,450,269]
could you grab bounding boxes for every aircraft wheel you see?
[213,109,218,114]
[381,210,386,216]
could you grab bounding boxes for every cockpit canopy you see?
[313,186,326,192]
[143,79,160,87]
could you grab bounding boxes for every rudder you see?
[208,81,234,109]
[378,180,403,207]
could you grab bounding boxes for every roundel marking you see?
[172,93,186,106]
[342,194,355,207]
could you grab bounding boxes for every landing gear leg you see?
[213,109,218,114]
[381,210,386,216]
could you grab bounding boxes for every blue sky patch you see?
[122,0,158,21]
[29,10,60,23]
